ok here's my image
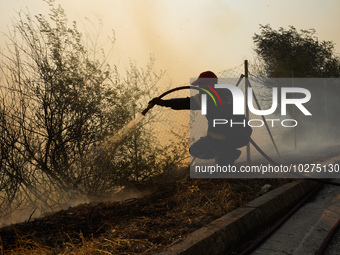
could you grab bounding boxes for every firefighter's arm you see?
[149,94,201,110]
[148,97,190,110]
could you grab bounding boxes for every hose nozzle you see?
[141,103,155,115]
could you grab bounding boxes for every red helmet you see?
[191,71,218,85]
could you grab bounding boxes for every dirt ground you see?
[0,178,290,254]
[1,144,340,254]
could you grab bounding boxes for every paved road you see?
[250,182,340,255]
[324,215,340,255]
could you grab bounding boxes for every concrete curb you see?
[156,180,319,255]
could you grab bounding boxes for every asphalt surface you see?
[250,182,340,255]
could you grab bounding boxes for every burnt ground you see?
[1,144,340,254]
[0,178,290,254]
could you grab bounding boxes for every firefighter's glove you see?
[148,97,163,106]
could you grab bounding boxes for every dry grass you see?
[0,176,290,255]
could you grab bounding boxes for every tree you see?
[0,1,186,213]
[252,24,340,142]
[253,24,340,78]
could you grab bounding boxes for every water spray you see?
[104,86,192,152]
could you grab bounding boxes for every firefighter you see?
[149,71,252,166]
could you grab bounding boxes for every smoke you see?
[0,189,90,228]
[0,184,155,227]
[123,0,241,83]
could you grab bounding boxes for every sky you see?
[1,0,340,85]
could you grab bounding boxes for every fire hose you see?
[142,85,191,115]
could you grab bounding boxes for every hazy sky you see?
[1,0,339,85]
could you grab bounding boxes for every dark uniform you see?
[150,71,252,165]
